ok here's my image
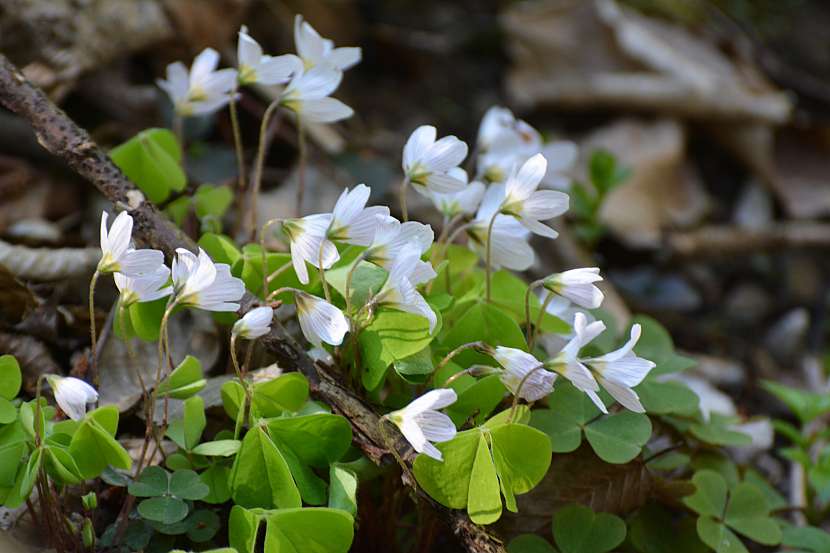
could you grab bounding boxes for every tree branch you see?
[0,54,504,553]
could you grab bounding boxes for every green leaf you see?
[393,347,434,384]
[446,375,506,426]
[359,310,435,391]
[325,247,388,308]
[192,439,241,457]
[167,395,206,451]
[186,509,221,542]
[723,482,781,545]
[531,382,600,453]
[111,128,185,203]
[553,504,626,553]
[252,373,309,418]
[762,381,830,425]
[632,315,696,376]
[263,508,355,553]
[508,534,557,553]
[200,463,232,504]
[684,470,728,518]
[0,398,16,425]
[329,465,358,517]
[129,466,169,497]
[696,517,747,553]
[690,414,752,446]
[629,502,708,553]
[240,245,304,299]
[128,297,167,342]
[637,380,699,416]
[138,496,189,525]
[69,408,131,478]
[19,447,43,501]
[221,380,246,421]
[0,423,26,487]
[157,355,206,399]
[229,425,301,509]
[45,445,83,484]
[169,469,210,500]
[489,271,568,333]
[0,355,22,400]
[441,302,526,368]
[198,233,242,267]
[194,185,233,220]
[781,523,830,553]
[584,411,652,464]
[413,423,551,524]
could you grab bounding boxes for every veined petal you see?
[520,218,559,239]
[190,48,221,87]
[295,15,326,64]
[559,361,600,393]
[119,249,165,278]
[99,211,110,253]
[296,293,349,346]
[413,410,457,442]
[599,376,645,413]
[521,190,569,221]
[423,136,468,172]
[595,324,642,363]
[328,47,362,70]
[404,388,458,414]
[399,417,437,459]
[585,389,609,414]
[257,54,302,85]
[290,241,310,285]
[332,184,370,228]
[424,172,467,195]
[403,125,436,171]
[107,211,134,259]
[237,27,263,69]
[298,97,353,123]
[344,205,390,246]
[409,260,437,286]
[506,153,546,202]
[292,65,343,100]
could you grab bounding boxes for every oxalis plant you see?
[1,13,828,553]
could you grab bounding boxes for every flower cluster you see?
[158,16,360,123]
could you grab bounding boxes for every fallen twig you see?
[666,223,830,258]
[0,54,504,553]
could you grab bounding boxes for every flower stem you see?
[524,279,545,346]
[249,100,282,239]
[484,212,498,303]
[431,341,485,384]
[33,374,47,446]
[529,291,555,350]
[229,90,247,226]
[510,364,545,423]
[318,237,331,302]
[344,251,368,316]
[258,218,284,298]
[399,176,410,222]
[229,334,254,411]
[119,305,148,402]
[296,119,306,217]
[88,270,100,385]
[267,286,303,303]
[266,260,294,286]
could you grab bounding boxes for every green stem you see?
[318,237,331,302]
[509,364,546,423]
[229,334,254,414]
[267,286,304,303]
[431,341,485,385]
[296,119,306,217]
[344,251,368,316]
[258,218,284,298]
[524,279,545,346]
[88,270,100,385]
[119,305,148,403]
[529,291,555,350]
[266,260,294,286]
[399,176,410,222]
[33,374,48,446]
[249,100,282,238]
[229,90,247,227]
[484,212,498,303]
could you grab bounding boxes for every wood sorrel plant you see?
[0,14,817,553]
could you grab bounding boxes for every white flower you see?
[466,184,534,271]
[500,154,569,238]
[551,313,655,413]
[237,26,300,86]
[537,294,596,354]
[364,215,434,270]
[281,64,353,123]
[114,265,172,308]
[375,247,437,332]
[387,388,457,461]
[98,211,164,276]
[171,248,245,312]
[157,48,238,116]
[539,141,578,190]
[327,184,390,245]
[295,292,349,347]
[403,126,468,195]
[47,376,98,421]
[490,346,555,401]
[294,15,362,71]
[232,306,274,340]
[282,214,338,285]
[544,268,604,309]
[429,168,486,218]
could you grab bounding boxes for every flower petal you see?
[403,125,436,171]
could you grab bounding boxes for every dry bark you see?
[0,53,504,553]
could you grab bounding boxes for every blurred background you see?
[2,0,830,549]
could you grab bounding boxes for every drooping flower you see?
[466,184,534,271]
[543,268,604,309]
[364,215,434,270]
[237,26,301,86]
[429,168,486,218]
[171,248,245,312]
[232,306,274,340]
[548,313,655,413]
[295,291,349,347]
[487,346,555,401]
[280,64,353,123]
[294,15,362,71]
[402,126,468,195]
[114,265,173,308]
[386,388,458,461]
[375,247,437,331]
[98,211,164,276]
[327,184,390,246]
[500,153,569,238]
[157,48,238,116]
[47,376,98,421]
[282,213,338,285]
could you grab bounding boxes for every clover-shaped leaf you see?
[138,496,189,525]
[157,356,206,400]
[637,380,699,416]
[130,466,208,525]
[553,504,627,553]
[68,406,131,479]
[229,506,354,553]
[531,383,652,464]
[413,419,551,525]
[683,470,781,553]
[167,395,206,451]
[110,128,185,203]
[0,355,21,424]
[230,425,301,510]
